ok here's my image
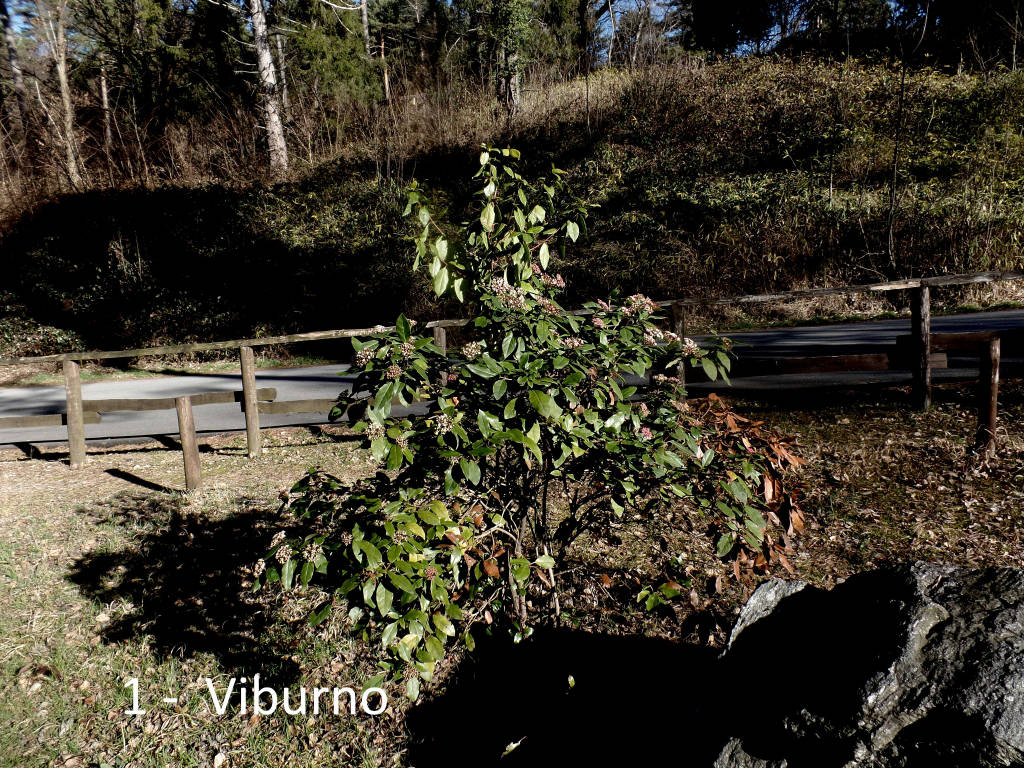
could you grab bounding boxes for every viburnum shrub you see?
[255,147,803,699]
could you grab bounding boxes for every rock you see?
[715,562,1024,768]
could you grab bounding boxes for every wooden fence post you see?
[671,302,686,387]
[432,325,447,355]
[910,286,932,410]
[239,345,262,458]
[975,337,1000,459]
[175,396,202,492]
[63,359,86,468]
[433,326,448,389]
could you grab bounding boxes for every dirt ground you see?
[1,381,1022,767]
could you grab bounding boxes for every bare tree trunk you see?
[0,0,29,137]
[274,33,290,118]
[99,53,114,172]
[506,48,520,112]
[577,0,590,74]
[248,0,288,174]
[361,0,371,55]
[38,0,83,189]
[380,35,390,103]
[496,42,520,114]
[629,2,645,70]
[606,0,616,65]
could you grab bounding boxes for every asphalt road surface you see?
[2,308,1022,448]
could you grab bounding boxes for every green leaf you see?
[281,558,296,590]
[381,620,399,648]
[387,442,404,470]
[481,203,495,232]
[390,572,418,596]
[535,554,555,570]
[538,242,550,269]
[492,379,507,399]
[307,601,332,626]
[701,357,718,381]
[397,633,418,661]
[300,561,314,586]
[566,221,580,242]
[501,333,516,359]
[529,390,563,420]
[716,534,734,557]
[376,583,394,616]
[424,634,445,662]
[466,362,497,379]
[406,676,420,700]
[746,507,766,529]
[511,558,531,583]
[460,458,481,485]
[396,314,411,342]
[433,612,456,637]
[433,267,449,296]
[357,540,383,569]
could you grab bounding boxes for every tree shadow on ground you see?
[406,628,729,766]
[67,494,300,686]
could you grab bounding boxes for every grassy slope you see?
[3,59,1024,358]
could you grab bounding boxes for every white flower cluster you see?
[253,558,266,577]
[270,531,286,548]
[399,341,415,358]
[489,277,527,311]
[624,294,657,316]
[365,422,385,441]
[275,543,293,564]
[682,337,701,357]
[541,273,566,289]
[643,327,664,346]
[462,341,482,360]
[434,413,453,435]
[303,541,324,563]
[561,337,585,349]
[355,348,374,367]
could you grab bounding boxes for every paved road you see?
[1,308,1022,447]
[0,364,356,447]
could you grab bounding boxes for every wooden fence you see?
[1,269,1021,485]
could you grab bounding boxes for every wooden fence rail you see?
[1,268,1021,478]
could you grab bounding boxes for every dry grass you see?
[1,382,1022,765]
[0,426,400,768]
